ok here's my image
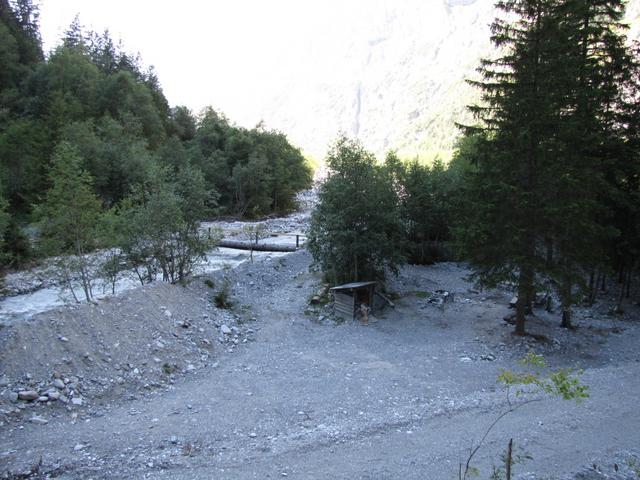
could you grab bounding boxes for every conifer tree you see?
[461,0,638,331]
[460,0,561,335]
[545,0,633,327]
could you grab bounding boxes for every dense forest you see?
[0,0,312,272]
[309,0,640,335]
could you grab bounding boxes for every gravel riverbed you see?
[1,247,639,479]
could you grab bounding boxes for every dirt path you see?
[2,251,639,479]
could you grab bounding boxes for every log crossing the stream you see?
[207,228,307,253]
[218,239,298,252]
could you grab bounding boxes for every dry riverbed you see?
[1,249,640,479]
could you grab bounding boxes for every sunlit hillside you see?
[237,0,639,162]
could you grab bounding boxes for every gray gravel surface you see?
[1,250,639,479]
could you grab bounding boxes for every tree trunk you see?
[587,270,595,305]
[505,438,513,480]
[545,238,553,266]
[525,288,533,315]
[591,271,602,303]
[354,254,358,282]
[515,270,530,336]
[62,267,79,304]
[616,269,625,314]
[560,276,572,329]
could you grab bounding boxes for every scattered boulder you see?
[47,390,61,401]
[17,390,39,401]
[29,415,48,425]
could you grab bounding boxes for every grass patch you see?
[162,363,178,374]
[215,288,232,309]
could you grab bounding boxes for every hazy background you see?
[39,0,639,159]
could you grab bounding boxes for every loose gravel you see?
[1,248,639,479]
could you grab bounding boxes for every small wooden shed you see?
[330,281,377,320]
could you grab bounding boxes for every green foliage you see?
[162,362,177,375]
[36,142,102,256]
[242,223,267,262]
[0,118,51,211]
[189,108,312,217]
[0,0,42,92]
[0,190,9,265]
[61,116,154,205]
[35,142,102,301]
[0,5,312,274]
[169,105,197,142]
[107,165,218,285]
[1,217,31,267]
[489,445,532,480]
[627,456,640,477]
[461,354,589,480]
[99,70,166,148]
[214,273,232,308]
[308,136,405,284]
[457,0,638,333]
[391,154,461,264]
[497,353,589,402]
[0,20,20,93]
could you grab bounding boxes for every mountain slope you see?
[240,0,639,161]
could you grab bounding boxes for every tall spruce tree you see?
[546,0,633,327]
[461,0,637,332]
[459,0,561,335]
[612,43,640,308]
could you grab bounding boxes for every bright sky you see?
[38,0,358,124]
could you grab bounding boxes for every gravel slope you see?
[1,250,639,479]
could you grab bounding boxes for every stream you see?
[0,247,289,324]
[0,189,315,324]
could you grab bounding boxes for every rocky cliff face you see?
[239,0,638,161]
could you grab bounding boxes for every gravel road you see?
[1,250,639,479]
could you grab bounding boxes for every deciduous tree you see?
[308,136,405,284]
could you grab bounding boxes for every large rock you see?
[17,390,39,401]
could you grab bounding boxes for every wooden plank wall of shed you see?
[334,292,355,318]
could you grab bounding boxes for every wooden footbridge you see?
[205,227,307,253]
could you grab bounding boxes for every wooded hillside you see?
[0,0,312,268]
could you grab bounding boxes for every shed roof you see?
[330,281,377,291]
